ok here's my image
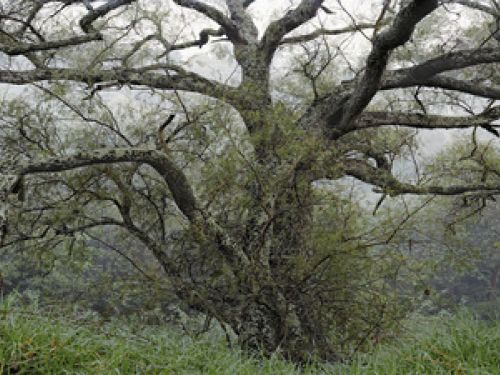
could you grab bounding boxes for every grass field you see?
[0,298,498,374]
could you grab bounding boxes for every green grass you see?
[0,298,498,374]
[330,313,500,375]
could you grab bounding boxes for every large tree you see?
[0,0,499,362]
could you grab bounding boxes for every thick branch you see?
[344,159,500,196]
[0,33,102,55]
[343,49,500,98]
[242,0,256,7]
[280,23,378,45]
[12,148,199,221]
[172,28,224,50]
[4,148,250,268]
[36,0,101,5]
[354,106,500,134]
[178,1,256,49]
[0,67,239,104]
[173,0,242,43]
[225,0,258,43]
[382,48,500,89]
[299,46,499,136]
[407,75,500,99]
[79,0,135,33]
[260,0,324,62]
[334,0,438,132]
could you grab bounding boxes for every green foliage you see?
[336,312,500,375]
[2,93,496,360]
[0,3,498,361]
[0,298,498,374]
[412,140,500,313]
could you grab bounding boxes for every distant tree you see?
[0,0,499,362]
[419,140,500,311]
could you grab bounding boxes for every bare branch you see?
[173,0,243,43]
[0,33,102,55]
[260,0,325,62]
[3,148,249,269]
[344,159,500,196]
[299,45,500,136]
[36,0,101,5]
[172,28,224,50]
[280,23,378,45]
[84,231,157,281]
[382,47,500,89]
[0,66,239,104]
[337,48,500,100]
[79,0,136,33]
[354,106,500,134]
[8,148,197,221]
[297,0,439,137]
[405,75,500,99]
[334,0,438,133]
[174,1,257,49]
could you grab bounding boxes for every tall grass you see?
[329,312,500,374]
[0,296,498,374]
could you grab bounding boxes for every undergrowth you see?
[0,295,498,374]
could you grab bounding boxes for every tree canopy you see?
[0,0,499,362]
